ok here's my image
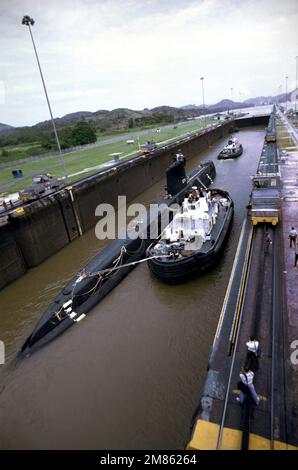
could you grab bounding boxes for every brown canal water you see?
[0,128,265,449]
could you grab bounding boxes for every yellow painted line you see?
[187,420,221,450]
[231,389,268,401]
[213,218,248,346]
[187,419,298,451]
[230,225,253,349]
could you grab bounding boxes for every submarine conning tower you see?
[165,153,187,197]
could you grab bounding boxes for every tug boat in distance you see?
[146,186,233,284]
[217,137,243,160]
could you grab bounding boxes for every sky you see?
[0,0,298,127]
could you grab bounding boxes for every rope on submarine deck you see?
[70,245,172,300]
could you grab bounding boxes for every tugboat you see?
[146,186,233,284]
[217,137,243,159]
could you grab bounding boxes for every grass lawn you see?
[0,118,214,194]
[0,142,43,161]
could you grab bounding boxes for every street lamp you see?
[285,75,288,113]
[200,77,206,128]
[228,87,233,115]
[22,15,68,178]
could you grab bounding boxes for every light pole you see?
[229,87,233,115]
[285,75,288,113]
[22,15,68,178]
[200,77,206,128]
[276,84,282,107]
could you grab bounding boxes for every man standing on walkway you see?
[288,227,297,248]
[237,366,260,406]
[245,336,260,371]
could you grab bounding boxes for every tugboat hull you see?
[217,145,243,160]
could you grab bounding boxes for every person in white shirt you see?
[246,336,259,354]
[237,366,260,406]
[289,227,297,248]
[245,336,260,371]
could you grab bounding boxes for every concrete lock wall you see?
[0,220,27,288]
[9,198,70,268]
[0,119,261,291]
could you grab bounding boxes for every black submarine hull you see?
[21,160,216,356]
[21,237,146,356]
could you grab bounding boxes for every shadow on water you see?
[0,128,265,449]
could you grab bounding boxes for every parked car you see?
[140,141,158,154]
[19,174,64,202]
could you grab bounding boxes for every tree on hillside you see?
[60,128,75,149]
[1,148,9,157]
[134,112,174,127]
[41,134,56,150]
[72,120,97,146]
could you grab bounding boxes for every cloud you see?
[0,0,297,126]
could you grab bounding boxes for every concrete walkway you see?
[279,111,298,436]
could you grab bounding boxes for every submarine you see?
[21,156,216,356]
